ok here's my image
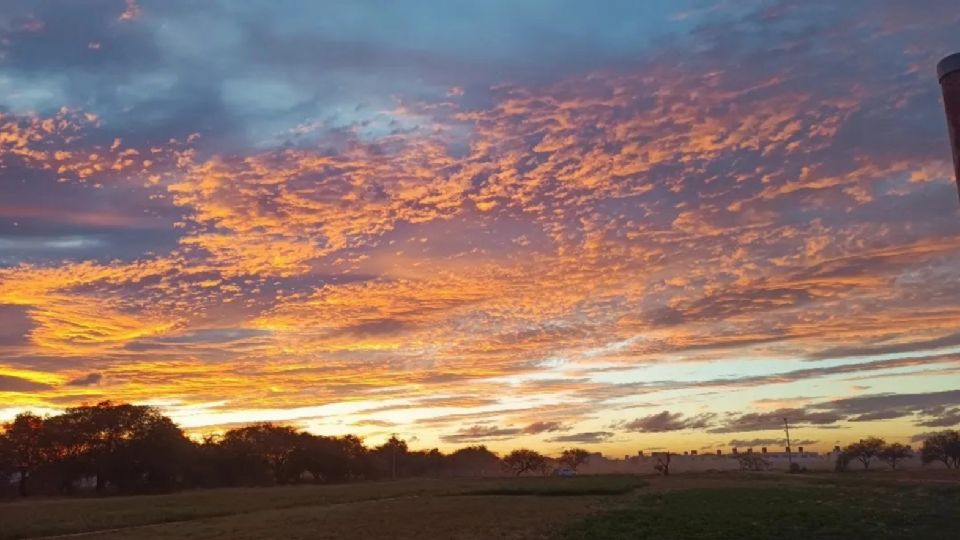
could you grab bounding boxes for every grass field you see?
[563,482,960,540]
[1,472,957,539]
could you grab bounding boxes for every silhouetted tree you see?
[559,448,590,472]
[59,402,183,492]
[446,445,500,477]
[502,449,547,476]
[405,448,444,478]
[42,411,101,493]
[879,443,911,470]
[372,435,409,479]
[2,413,47,496]
[921,430,960,469]
[844,437,885,470]
[653,452,671,476]
[121,416,195,492]
[290,433,352,483]
[221,424,302,484]
[337,434,374,480]
[835,450,851,472]
[0,431,12,488]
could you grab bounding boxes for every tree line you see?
[3,402,958,496]
[0,402,590,497]
[834,435,960,472]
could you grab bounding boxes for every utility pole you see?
[783,417,793,468]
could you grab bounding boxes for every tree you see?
[446,446,500,477]
[3,413,47,496]
[844,437,885,470]
[834,450,851,472]
[336,434,373,480]
[61,401,179,492]
[373,435,409,480]
[921,430,960,469]
[0,428,16,492]
[879,443,911,470]
[115,415,195,492]
[502,449,547,476]
[42,411,102,493]
[405,448,444,478]
[290,433,352,483]
[559,448,590,472]
[221,424,302,484]
[653,452,671,476]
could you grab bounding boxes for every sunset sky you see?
[2,0,960,457]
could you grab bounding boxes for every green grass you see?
[460,474,645,496]
[560,484,960,540]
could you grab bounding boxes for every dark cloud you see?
[617,411,716,433]
[647,287,815,327]
[0,0,162,72]
[692,354,960,391]
[126,328,272,351]
[708,408,843,434]
[522,421,568,434]
[547,431,613,444]
[711,390,960,433]
[441,420,574,443]
[910,432,948,444]
[848,410,908,422]
[823,390,960,418]
[916,408,960,428]
[65,372,102,387]
[440,424,521,444]
[807,331,960,361]
[0,304,31,346]
[578,355,960,408]
[0,374,52,392]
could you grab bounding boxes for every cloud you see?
[617,411,716,433]
[807,331,960,361]
[711,390,960,433]
[910,432,946,444]
[440,424,521,444]
[522,421,568,434]
[916,408,960,428]
[65,372,102,386]
[0,374,53,392]
[708,409,844,434]
[547,431,613,444]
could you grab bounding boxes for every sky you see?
[1,0,960,457]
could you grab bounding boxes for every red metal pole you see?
[938,53,960,201]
